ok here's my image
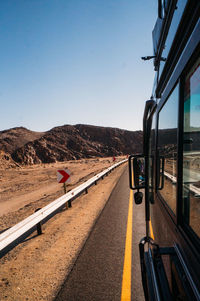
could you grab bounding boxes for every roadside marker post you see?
[57,169,71,208]
[63,182,69,209]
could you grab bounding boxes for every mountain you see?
[0,127,44,154]
[0,124,143,165]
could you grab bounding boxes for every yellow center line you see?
[121,190,133,301]
[149,220,155,240]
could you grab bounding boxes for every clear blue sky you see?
[0,0,157,132]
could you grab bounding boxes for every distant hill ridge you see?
[0,124,143,165]
[0,127,44,154]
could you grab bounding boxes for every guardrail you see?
[0,159,127,258]
[164,171,200,197]
[164,171,176,183]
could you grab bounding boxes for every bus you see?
[129,1,200,300]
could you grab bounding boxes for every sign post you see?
[57,169,71,208]
[63,182,67,194]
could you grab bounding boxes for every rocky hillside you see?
[0,127,44,154]
[0,150,20,169]
[0,124,143,165]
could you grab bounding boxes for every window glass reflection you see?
[158,85,179,214]
[182,57,200,237]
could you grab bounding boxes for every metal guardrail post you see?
[35,208,42,235]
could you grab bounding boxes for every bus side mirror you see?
[134,191,143,205]
[129,155,145,190]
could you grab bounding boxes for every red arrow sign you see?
[57,169,71,183]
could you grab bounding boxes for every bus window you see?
[157,84,179,214]
[182,57,200,237]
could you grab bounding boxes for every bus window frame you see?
[157,18,200,99]
[178,47,200,252]
[156,4,200,98]
[155,26,200,250]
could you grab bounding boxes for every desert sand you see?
[0,157,125,227]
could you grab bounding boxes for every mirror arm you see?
[128,155,135,190]
[143,100,157,236]
[143,100,156,156]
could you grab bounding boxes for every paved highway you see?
[55,166,146,301]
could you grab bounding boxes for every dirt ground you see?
[0,157,125,229]
[0,157,127,300]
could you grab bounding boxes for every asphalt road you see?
[55,166,146,301]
